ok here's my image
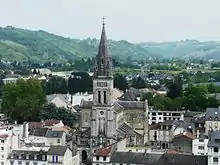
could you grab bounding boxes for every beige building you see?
[205,108,220,135]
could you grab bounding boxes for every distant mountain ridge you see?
[139,40,220,60]
[0,26,155,63]
[0,26,220,63]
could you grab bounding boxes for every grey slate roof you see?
[46,130,64,138]
[80,100,145,110]
[8,150,47,161]
[117,123,134,135]
[110,152,207,165]
[47,146,69,156]
[205,108,220,121]
[29,128,48,137]
[117,101,145,109]
[158,153,207,165]
[46,94,71,105]
[118,88,140,101]
[110,152,162,165]
[208,131,220,147]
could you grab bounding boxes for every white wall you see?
[192,138,208,155]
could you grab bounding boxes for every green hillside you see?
[139,40,220,60]
[0,26,154,63]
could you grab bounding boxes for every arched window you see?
[98,91,101,104]
[103,91,107,104]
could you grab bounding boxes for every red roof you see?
[29,120,60,128]
[44,120,60,126]
[166,149,180,154]
[173,132,195,140]
[0,134,8,139]
[93,145,113,156]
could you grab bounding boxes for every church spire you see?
[94,17,112,78]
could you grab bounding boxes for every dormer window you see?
[26,154,29,159]
[215,117,218,121]
[210,117,212,120]
[34,155,38,160]
[42,155,46,161]
[19,154,22,159]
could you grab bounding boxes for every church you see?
[73,20,149,162]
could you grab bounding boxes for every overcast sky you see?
[0,0,220,43]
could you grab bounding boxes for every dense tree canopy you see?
[114,73,129,92]
[39,103,76,127]
[1,79,46,123]
[68,72,93,94]
[43,76,68,94]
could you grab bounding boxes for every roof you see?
[29,120,60,129]
[46,94,72,106]
[184,111,203,117]
[118,88,140,101]
[29,128,48,137]
[205,108,220,121]
[0,134,9,139]
[45,130,64,138]
[110,152,207,165]
[158,153,207,165]
[117,101,145,109]
[8,150,47,161]
[47,146,68,156]
[94,145,113,156]
[173,132,195,140]
[208,131,220,147]
[110,152,162,165]
[117,123,141,136]
[80,100,145,110]
[150,121,174,130]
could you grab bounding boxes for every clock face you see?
[100,111,104,115]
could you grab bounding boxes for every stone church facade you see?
[73,21,149,162]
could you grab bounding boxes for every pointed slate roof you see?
[94,21,112,78]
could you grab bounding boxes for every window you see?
[1,147,3,151]
[96,156,99,160]
[0,140,4,143]
[18,161,22,165]
[55,156,58,163]
[52,155,55,162]
[1,162,4,165]
[198,146,204,150]
[1,155,3,158]
[98,91,101,104]
[215,123,218,129]
[214,147,219,153]
[213,157,218,162]
[26,162,29,165]
[199,139,204,142]
[10,161,14,165]
[33,162,38,165]
[57,139,60,143]
[103,91,107,104]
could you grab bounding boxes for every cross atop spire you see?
[102,16,106,26]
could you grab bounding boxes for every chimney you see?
[23,122,29,138]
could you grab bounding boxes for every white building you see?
[47,146,73,165]
[7,146,78,165]
[205,108,220,135]
[192,135,209,156]
[207,131,220,165]
[0,128,19,165]
[148,110,184,125]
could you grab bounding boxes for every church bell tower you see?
[91,18,116,149]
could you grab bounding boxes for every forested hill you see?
[0,26,154,63]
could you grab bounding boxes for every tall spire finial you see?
[102,16,106,26]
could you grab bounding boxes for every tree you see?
[68,72,92,94]
[165,76,182,99]
[1,79,46,123]
[132,77,146,89]
[114,74,129,92]
[43,76,68,94]
[39,103,76,127]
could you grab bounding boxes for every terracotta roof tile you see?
[173,132,195,140]
[94,145,113,156]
